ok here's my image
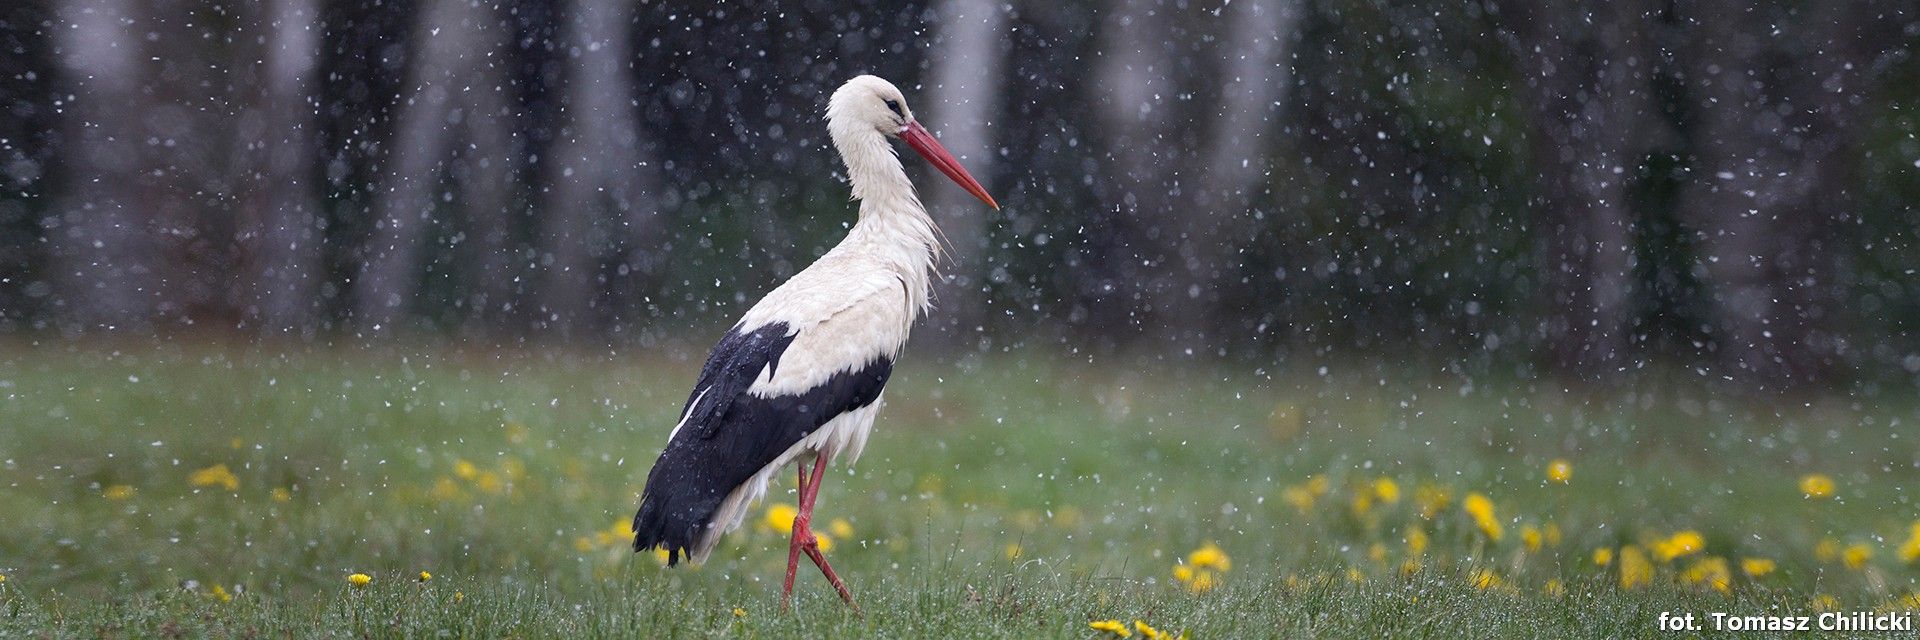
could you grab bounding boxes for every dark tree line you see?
[0,0,1915,390]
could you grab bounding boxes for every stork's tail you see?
[632,488,712,566]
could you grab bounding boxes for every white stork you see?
[632,75,998,610]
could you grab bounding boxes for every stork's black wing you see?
[631,322,892,565]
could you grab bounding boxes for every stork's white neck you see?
[828,125,941,316]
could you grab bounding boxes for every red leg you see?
[780,462,810,611]
[796,459,860,612]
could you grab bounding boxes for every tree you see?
[355,0,519,335]
[236,0,325,336]
[49,0,158,332]
[1497,0,1657,376]
[922,0,1007,348]
[536,0,659,335]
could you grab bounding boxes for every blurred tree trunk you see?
[1091,0,1179,342]
[537,0,658,336]
[1195,0,1300,333]
[355,0,517,335]
[1499,0,1654,377]
[922,0,1006,350]
[1675,0,1903,388]
[50,0,159,332]
[235,0,324,336]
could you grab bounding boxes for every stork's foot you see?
[780,521,860,614]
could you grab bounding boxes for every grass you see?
[2,343,1918,637]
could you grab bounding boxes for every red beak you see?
[900,121,999,210]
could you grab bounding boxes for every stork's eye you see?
[883,99,903,116]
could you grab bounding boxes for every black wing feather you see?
[632,322,892,565]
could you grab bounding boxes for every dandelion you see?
[188,464,240,491]
[103,484,135,500]
[347,573,372,588]
[1470,569,1501,590]
[1172,564,1194,583]
[1800,473,1835,499]
[829,518,854,539]
[1815,538,1842,563]
[1592,547,1614,567]
[1372,477,1401,503]
[1520,525,1542,552]
[1899,522,1920,563]
[1089,619,1132,637]
[1188,571,1216,593]
[1740,557,1776,578]
[208,584,232,603]
[453,459,479,481]
[1004,543,1024,560]
[1843,543,1872,569]
[1280,484,1316,513]
[815,533,835,552]
[1543,579,1565,597]
[1654,530,1705,562]
[1619,546,1653,589]
[1134,620,1168,640]
[1546,459,1572,484]
[1415,483,1452,520]
[1463,493,1502,541]
[732,607,747,618]
[417,571,432,583]
[271,487,293,503]
[762,503,798,534]
[1368,542,1388,564]
[652,548,671,565]
[1813,594,1840,611]
[1188,542,1231,572]
[1405,528,1429,555]
[1682,557,1732,593]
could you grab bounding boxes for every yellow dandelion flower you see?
[1843,543,1872,569]
[1399,559,1421,576]
[0,574,7,584]
[271,487,292,503]
[1815,538,1842,563]
[1089,619,1132,637]
[1004,543,1024,560]
[1544,522,1563,547]
[652,548,671,564]
[1682,557,1732,593]
[815,533,834,553]
[1350,493,1374,517]
[573,536,596,553]
[1406,528,1429,555]
[1543,578,1565,597]
[1188,542,1231,572]
[1546,459,1572,484]
[1813,594,1840,611]
[347,573,372,588]
[1134,620,1167,640]
[1899,522,1920,563]
[474,470,504,495]
[103,484,135,500]
[733,607,747,618]
[1415,483,1451,520]
[1305,475,1329,496]
[1463,493,1502,541]
[1172,564,1195,583]
[1655,530,1705,562]
[1188,571,1217,594]
[1368,542,1389,564]
[188,464,240,492]
[1520,525,1542,552]
[763,503,798,534]
[1800,473,1835,499]
[1470,569,1501,590]
[1281,484,1316,513]
[1346,567,1365,583]
[208,584,232,603]
[1372,477,1401,503]
[1740,557,1776,578]
[418,571,432,583]
[453,460,479,481]
[1592,547,1614,566]
[829,518,854,539]
[1620,546,1653,589]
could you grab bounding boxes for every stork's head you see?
[828,75,998,210]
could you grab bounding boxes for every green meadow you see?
[3,344,1918,637]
